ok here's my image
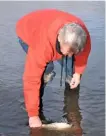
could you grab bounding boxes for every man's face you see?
[60,43,74,56]
[58,34,75,56]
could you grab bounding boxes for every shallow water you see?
[0,1,105,136]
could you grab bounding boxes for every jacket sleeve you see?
[74,33,91,74]
[23,46,51,117]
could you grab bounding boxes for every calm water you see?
[0,1,105,136]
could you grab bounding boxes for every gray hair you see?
[58,23,87,54]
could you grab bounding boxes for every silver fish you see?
[42,122,72,130]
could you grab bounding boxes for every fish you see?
[40,113,73,130]
[42,122,73,130]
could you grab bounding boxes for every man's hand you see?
[29,116,42,128]
[70,73,81,89]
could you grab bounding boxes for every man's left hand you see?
[70,73,81,89]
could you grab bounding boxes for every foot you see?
[43,71,56,83]
[29,116,42,128]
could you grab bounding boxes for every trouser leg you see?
[39,61,55,121]
[18,37,28,53]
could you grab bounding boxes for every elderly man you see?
[16,9,91,128]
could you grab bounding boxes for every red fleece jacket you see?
[16,9,91,117]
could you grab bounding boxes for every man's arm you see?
[23,47,51,117]
[70,34,91,89]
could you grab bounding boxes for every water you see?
[0,1,105,136]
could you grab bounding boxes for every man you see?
[16,9,91,128]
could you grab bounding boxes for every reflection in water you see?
[30,83,83,136]
[63,83,82,135]
[30,128,43,136]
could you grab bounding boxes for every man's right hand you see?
[29,116,42,128]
